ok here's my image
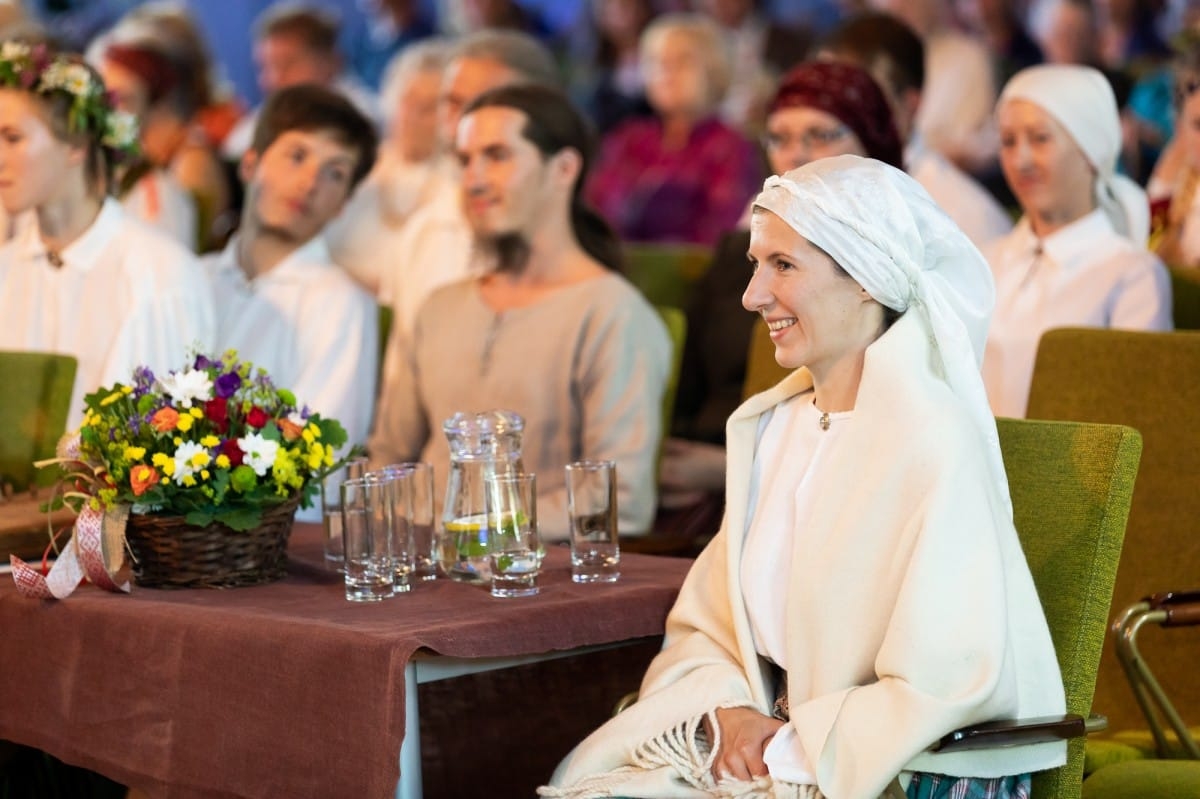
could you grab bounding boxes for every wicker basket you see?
[124,495,301,589]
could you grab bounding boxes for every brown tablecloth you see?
[0,522,691,798]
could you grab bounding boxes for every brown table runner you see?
[0,522,691,798]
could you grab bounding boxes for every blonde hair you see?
[640,13,731,112]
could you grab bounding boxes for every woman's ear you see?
[239,150,260,185]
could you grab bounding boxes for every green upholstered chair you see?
[1026,329,1200,762]
[741,318,791,400]
[376,303,393,389]
[1168,266,1200,330]
[1083,759,1200,798]
[623,243,712,309]
[993,419,1141,799]
[0,351,77,492]
[656,306,687,438]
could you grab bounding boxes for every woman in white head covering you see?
[982,64,1172,418]
[541,155,1065,799]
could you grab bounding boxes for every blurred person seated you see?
[369,85,670,541]
[101,2,239,250]
[200,85,379,490]
[568,0,657,136]
[326,38,451,295]
[0,49,214,429]
[661,60,904,524]
[222,2,380,161]
[95,42,199,249]
[867,0,999,176]
[1147,35,1200,266]
[375,28,561,338]
[544,155,1066,799]
[818,10,1013,248]
[983,64,1172,418]
[585,13,764,247]
[693,0,814,134]
[342,0,436,91]
[952,0,1043,84]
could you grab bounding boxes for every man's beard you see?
[477,231,532,275]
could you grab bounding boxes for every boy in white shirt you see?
[201,85,379,474]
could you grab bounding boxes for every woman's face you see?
[998,99,1096,229]
[1178,88,1200,172]
[764,106,866,176]
[743,209,883,374]
[390,68,442,162]
[643,31,711,119]
[0,89,78,214]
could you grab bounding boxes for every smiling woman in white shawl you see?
[540,156,1067,799]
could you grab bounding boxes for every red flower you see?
[246,406,269,429]
[220,438,244,467]
[204,398,230,433]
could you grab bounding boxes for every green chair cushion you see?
[1083,759,1200,799]
[1084,739,1151,776]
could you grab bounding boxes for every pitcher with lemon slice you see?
[438,410,526,583]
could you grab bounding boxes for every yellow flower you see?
[189,407,204,419]
[200,435,220,448]
[121,385,133,395]
[301,429,315,444]
[100,391,123,407]
[123,446,146,461]
[181,475,196,487]
[216,454,231,469]
[306,423,322,439]
[200,469,210,480]
[176,415,194,433]
[188,451,211,469]
[173,436,184,446]
[151,452,170,467]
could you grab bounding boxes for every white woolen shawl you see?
[999,64,1150,244]
[542,158,1066,799]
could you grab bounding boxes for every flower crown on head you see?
[0,41,139,158]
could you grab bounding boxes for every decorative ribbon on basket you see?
[10,503,131,599]
[10,431,132,599]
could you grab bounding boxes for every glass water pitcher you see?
[438,410,525,583]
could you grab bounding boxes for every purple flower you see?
[193,354,215,370]
[214,372,242,399]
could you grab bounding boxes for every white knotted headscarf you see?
[999,63,1150,243]
[753,155,1007,509]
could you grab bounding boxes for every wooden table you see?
[0,522,690,798]
[0,493,76,561]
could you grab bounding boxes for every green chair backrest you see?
[1168,266,1200,330]
[0,351,77,491]
[1027,328,1200,735]
[997,418,1142,799]
[656,305,687,455]
[377,303,393,389]
[741,318,791,401]
[624,243,712,309]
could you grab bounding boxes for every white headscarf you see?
[753,154,1008,509]
[999,63,1150,243]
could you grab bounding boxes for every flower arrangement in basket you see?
[11,352,350,596]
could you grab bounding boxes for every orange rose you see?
[150,407,180,432]
[130,465,159,497]
[277,417,304,441]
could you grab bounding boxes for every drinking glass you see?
[485,472,540,598]
[365,468,414,593]
[565,460,620,583]
[321,456,368,571]
[341,477,395,601]
[380,462,437,581]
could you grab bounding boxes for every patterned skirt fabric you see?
[906,772,1032,799]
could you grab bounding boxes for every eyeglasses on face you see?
[762,125,850,151]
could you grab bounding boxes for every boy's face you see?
[241,128,359,243]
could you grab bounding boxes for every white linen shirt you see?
[0,198,215,428]
[200,235,379,454]
[121,168,198,251]
[906,135,1012,249]
[982,210,1173,417]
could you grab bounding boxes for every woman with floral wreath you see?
[0,43,214,428]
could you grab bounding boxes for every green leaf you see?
[260,423,282,443]
[184,509,215,527]
[212,505,265,532]
[230,465,257,493]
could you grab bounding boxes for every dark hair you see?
[821,11,925,96]
[254,2,340,54]
[250,84,378,189]
[462,84,623,272]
